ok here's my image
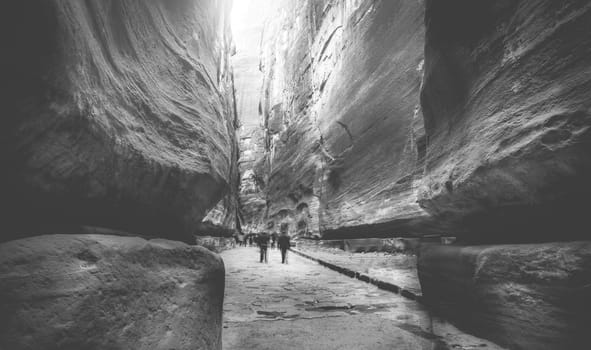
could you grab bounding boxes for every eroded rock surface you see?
[0,234,225,350]
[230,2,591,348]
[414,2,591,348]
[228,1,591,348]
[419,0,591,241]
[238,126,268,233]
[1,0,239,242]
[237,0,591,242]
[418,242,591,350]
[241,0,429,238]
[231,1,272,234]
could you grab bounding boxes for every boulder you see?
[0,234,225,350]
[0,0,238,243]
[419,0,591,241]
[418,242,591,349]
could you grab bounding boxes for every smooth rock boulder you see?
[1,0,238,242]
[418,242,591,350]
[419,0,591,241]
[0,234,225,350]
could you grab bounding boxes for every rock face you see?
[244,0,428,237]
[418,242,591,350]
[419,0,591,242]
[231,0,273,234]
[415,2,591,348]
[0,234,225,350]
[238,0,591,242]
[1,0,239,242]
[231,1,591,348]
[238,126,268,233]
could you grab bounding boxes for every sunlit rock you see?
[1,0,239,242]
[249,0,429,238]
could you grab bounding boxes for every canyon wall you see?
[238,127,268,233]
[419,0,591,243]
[232,0,271,234]
[417,1,591,348]
[244,0,591,242]
[246,0,429,237]
[1,0,239,243]
[235,1,591,348]
[0,1,236,348]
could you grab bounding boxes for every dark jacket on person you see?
[257,233,270,248]
[278,235,291,249]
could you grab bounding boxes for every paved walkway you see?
[293,245,422,296]
[221,247,504,350]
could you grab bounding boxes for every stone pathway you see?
[293,245,422,296]
[221,247,505,350]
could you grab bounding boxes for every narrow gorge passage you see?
[0,0,589,349]
[231,1,591,348]
[221,247,501,350]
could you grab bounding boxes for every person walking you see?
[271,233,277,249]
[277,232,291,264]
[257,232,270,263]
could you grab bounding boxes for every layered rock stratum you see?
[0,234,225,350]
[1,0,239,243]
[419,0,591,242]
[416,1,591,348]
[238,0,429,238]
[231,0,271,234]
[240,0,591,242]
[414,1,591,346]
[0,1,235,348]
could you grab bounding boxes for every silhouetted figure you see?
[278,232,291,264]
[271,233,277,249]
[257,232,270,263]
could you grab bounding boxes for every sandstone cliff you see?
[238,126,268,233]
[244,0,591,243]
[419,0,591,242]
[231,0,271,234]
[416,1,591,348]
[248,0,429,237]
[233,3,591,347]
[1,0,239,242]
[1,1,234,348]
